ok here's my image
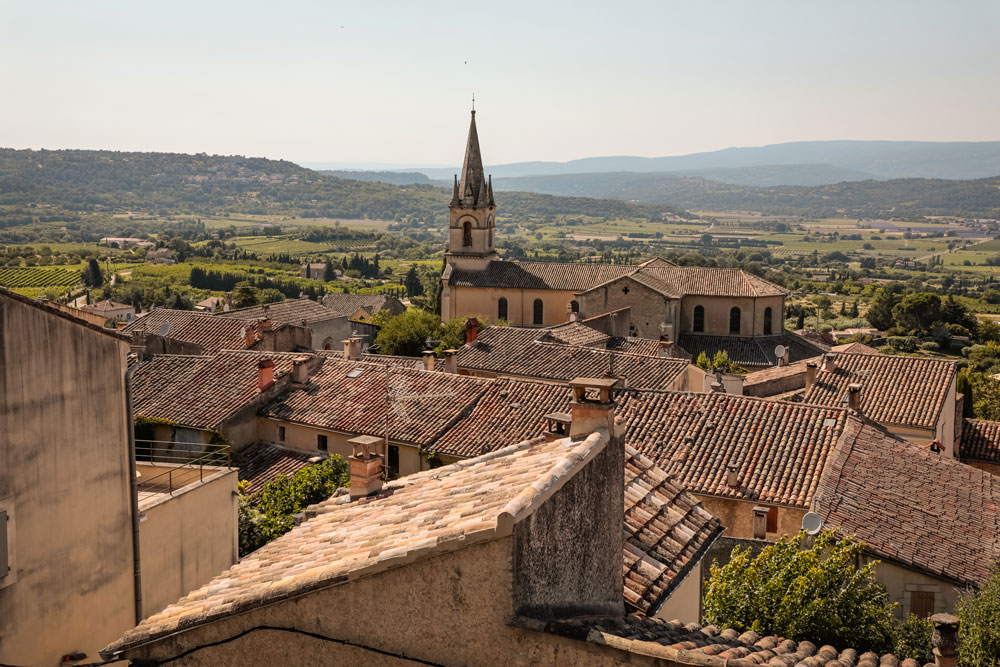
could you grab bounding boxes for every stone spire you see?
[457,110,488,208]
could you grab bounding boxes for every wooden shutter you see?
[911,591,935,618]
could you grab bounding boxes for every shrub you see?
[958,564,1000,667]
[919,341,940,352]
[892,614,934,664]
[703,531,895,653]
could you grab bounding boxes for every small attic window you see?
[347,368,364,378]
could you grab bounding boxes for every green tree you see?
[404,265,424,297]
[866,288,900,331]
[323,260,335,282]
[703,531,895,653]
[83,258,104,287]
[892,293,942,334]
[796,311,806,330]
[372,309,442,356]
[957,371,975,419]
[892,614,934,664]
[958,563,1000,667]
[233,284,260,309]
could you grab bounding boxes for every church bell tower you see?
[444,109,498,271]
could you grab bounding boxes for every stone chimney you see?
[348,435,384,500]
[443,349,458,374]
[257,358,275,391]
[244,325,258,348]
[568,377,619,440]
[805,361,819,390]
[465,317,479,344]
[711,381,725,393]
[566,302,577,323]
[658,336,672,358]
[422,350,435,372]
[822,352,837,373]
[291,356,311,385]
[257,317,272,333]
[752,506,769,540]
[342,337,362,361]
[847,383,862,410]
[726,462,740,487]
[931,614,960,667]
[223,291,233,312]
[542,411,572,442]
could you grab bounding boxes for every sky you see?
[2,1,999,168]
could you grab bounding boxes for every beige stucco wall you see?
[0,293,135,666]
[679,295,785,337]
[864,557,960,618]
[263,418,426,476]
[138,467,239,619]
[446,285,580,327]
[653,560,703,623]
[697,495,807,542]
[885,424,937,450]
[117,535,663,667]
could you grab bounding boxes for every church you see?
[440,110,822,367]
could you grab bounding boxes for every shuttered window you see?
[0,509,8,578]
[911,591,935,618]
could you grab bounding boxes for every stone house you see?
[81,298,135,323]
[102,379,948,666]
[321,292,406,322]
[217,297,353,350]
[123,308,312,353]
[0,288,237,666]
[299,262,327,280]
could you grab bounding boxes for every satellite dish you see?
[159,321,170,337]
[774,344,787,360]
[801,512,823,536]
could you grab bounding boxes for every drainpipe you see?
[125,360,143,624]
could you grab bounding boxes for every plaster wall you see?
[447,285,580,327]
[653,560,703,623]
[0,293,135,666]
[864,557,960,618]
[696,495,807,541]
[679,295,784,336]
[264,419,425,476]
[139,468,238,619]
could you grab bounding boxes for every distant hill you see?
[0,148,668,226]
[320,170,433,186]
[490,171,1000,218]
[408,140,1000,183]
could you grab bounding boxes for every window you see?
[388,445,400,478]
[278,426,286,443]
[498,297,508,322]
[911,591,935,618]
[317,434,328,452]
[488,227,493,248]
[763,307,773,335]
[533,299,544,325]
[693,305,705,332]
[729,307,741,334]
[570,300,580,314]
[766,506,778,533]
[462,221,472,247]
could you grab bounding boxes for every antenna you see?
[773,344,786,360]
[801,512,823,536]
[159,321,170,337]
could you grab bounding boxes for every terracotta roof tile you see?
[677,332,826,368]
[131,350,301,429]
[448,261,636,290]
[618,391,847,507]
[320,293,401,318]
[802,353,956,429]
[237,442,319,494]
[123,309,262,352]
[456,327,689,391]
[532,615,923,666]
[263,358,492,446]
[614,265,788,299]
[106,432,610,652]
[624,448,722,614]
[217,298,340,324]
[814,419,1000,586]
[961,418,1000,464]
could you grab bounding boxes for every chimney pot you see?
[465,317,479,344]
[568,377,619,439]
[542,411,572,442]
[726,462,740,488]
[291,356,311,384]
[223,291,233,312]
[257,358,275,391]
[711,381,725,393]
[348,435,384,499]
[931,613,960,667]
[805,361,819,390]
[822,352,837,372]
[443,349,458,374]
[422,350,435,372]
[343,337,362,361]
[847,383,862,410]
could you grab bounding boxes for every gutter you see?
[125,359,143,625]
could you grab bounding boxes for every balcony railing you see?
[135,440,232,501]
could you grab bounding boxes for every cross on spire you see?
[472,92,475,112]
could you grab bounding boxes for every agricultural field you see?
[0,266,82,297]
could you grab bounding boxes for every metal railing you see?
[135,440,231,500]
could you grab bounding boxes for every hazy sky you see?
[2,1,998,168]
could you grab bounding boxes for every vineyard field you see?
[0,267,82,288]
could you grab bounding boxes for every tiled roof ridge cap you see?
[497,432,609,531]
[529,339,684,363]
[624,387,851,414]
[1,286,132,343]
